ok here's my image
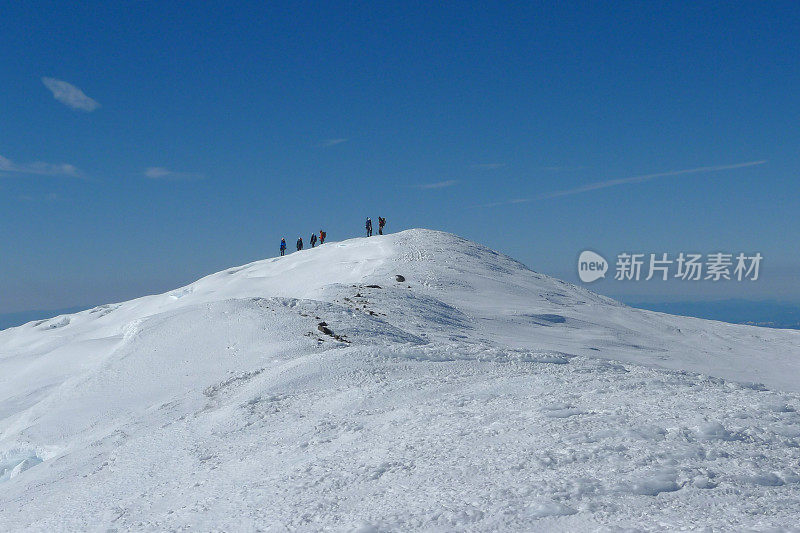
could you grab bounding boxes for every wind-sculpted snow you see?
[1,229,799,531]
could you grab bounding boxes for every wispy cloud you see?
[415,180,459,190]
[144,167,203,180]
[541,165,585,172]
[0,154,82,178]
[470,163,506,169]
[17,192,61,203]
[321,138,348,147]
[42,77,100,111]
[475,160,767,208]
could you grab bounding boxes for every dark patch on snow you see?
[317,323,350,343]
[529,313,567,324]
[740,382,768,391]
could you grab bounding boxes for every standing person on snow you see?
[378,216,386,235]
[296,237,303,251]
[280,238,286,256]
[366,218,373,237]
[319,230,326,244]
[310,233,317,248]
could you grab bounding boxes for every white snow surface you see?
[1,229,800,531]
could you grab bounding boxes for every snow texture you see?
[1,229,799,531]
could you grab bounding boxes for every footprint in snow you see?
[522,353,571,364]
[620,472,681,496]
[526,501,578,518]
[541,403,583,418]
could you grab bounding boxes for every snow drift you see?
[1,229,799,531]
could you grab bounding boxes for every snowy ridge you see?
[1,229,799,531]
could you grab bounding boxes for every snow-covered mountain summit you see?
[2,229,800,531]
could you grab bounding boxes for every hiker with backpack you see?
[280,238,287,256]
[319,230,326,244]
[310,233,317,248]
[366,218,373,237]
[378,216,386,235]
[296,237,303,251]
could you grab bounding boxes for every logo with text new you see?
[578,251,608,283]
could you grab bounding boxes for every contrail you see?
[474,160,766,208]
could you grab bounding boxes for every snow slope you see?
[1,229,799,531]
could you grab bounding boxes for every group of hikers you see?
[279,217,386,256]
[280,230,327,256]
[365,216,386,237]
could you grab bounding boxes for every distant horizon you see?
[1,233,797,332]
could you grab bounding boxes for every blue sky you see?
[1,2,799,314]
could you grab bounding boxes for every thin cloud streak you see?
[416,180,459,189]
[17,192,61,203]
[42,77,100,111]
[470,163,506,169]
[475,160,767,208]
[0,154,83,178]
[321,138,348,147]
[541,165,586,172]
[144,167,204,181]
